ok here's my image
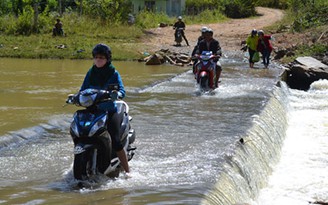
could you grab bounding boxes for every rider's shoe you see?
[215,80,221,88]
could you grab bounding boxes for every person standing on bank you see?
[245,29,259,68]
[257,30,273,68]
[52,18,64,36]
[80,43,130,176]
[173,16,190,46]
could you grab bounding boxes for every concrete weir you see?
[201,82,290,205]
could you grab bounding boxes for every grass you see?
[0,23,147,60]
[0,12,150,60]
[0,32,146,60]
[0,9,229,60]
[0,8,325,62]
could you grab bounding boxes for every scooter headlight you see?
[89,115,107,137]
[79,93,97,107]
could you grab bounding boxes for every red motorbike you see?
[193,51,219,91]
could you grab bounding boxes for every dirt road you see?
[142,7,285,54]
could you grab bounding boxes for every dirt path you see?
[142,7,285,54]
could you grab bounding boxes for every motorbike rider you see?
[195,28,222,87]
[173,16,189,46]
[191,26,208,74]
[192,26,208,56]
[80,43,130,175]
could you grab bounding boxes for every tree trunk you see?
[33,2,39,33]
[58,0,62,16]
[80,0,83,16]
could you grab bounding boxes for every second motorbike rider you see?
[195,28,222,88]
[79,43,130,176]
[173,16,189,46]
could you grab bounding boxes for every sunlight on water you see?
[253,80,328,205]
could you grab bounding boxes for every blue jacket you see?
[80,63,125,113]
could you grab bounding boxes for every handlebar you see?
[65,89,116,107]
[192,54,221,60]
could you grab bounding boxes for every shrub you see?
[224,0,257,18]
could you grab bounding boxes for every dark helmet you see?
[205,28,213,35]
[251,29,257,35]
[92,43,112,61]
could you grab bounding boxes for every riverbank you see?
[0,7,327,63]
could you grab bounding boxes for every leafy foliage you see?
[135,10,171,29]
[185,9,226,24]
[290,0,328,32]
[186,0,257,18]
[79,0,132,23]
[223,0,258,18]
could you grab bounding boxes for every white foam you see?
[253,81,328,205]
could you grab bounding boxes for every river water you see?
[0,56,327,205]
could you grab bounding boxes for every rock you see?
[309,201,328,205]
[281,56,328,90]
[55,44,67,49]
[274,47,295,60]
[159,23,168,27]
[274,48,288,60]
[295,56,328,70]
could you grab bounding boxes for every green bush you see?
[296,43,328,57]
[290,0,328,32]
[185,9,226,24]
[15,6,34,35]
[224,0,257,18]
[135,10,172,29]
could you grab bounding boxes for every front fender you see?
[74,144,94,155]
[200,71,209,78]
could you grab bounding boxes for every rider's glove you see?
[110,91,119,100]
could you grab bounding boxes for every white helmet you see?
[201,26,208,33]
[178,16,182,20]
[258,30,264,35]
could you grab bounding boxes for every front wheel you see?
[73,151,91,180]
[200,76,208,90]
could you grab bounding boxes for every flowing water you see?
[0,56,327,205]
